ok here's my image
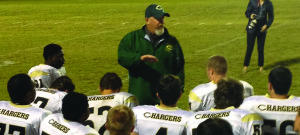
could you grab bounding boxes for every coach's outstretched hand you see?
[140,55,159,63]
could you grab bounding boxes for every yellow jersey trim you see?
[210,106,235,111]
[241,113,263,122]
[29,70,50,78]
[9,102,32,108]
[189,91,202,103]
[124,96,139,105]
[155,105,179,111]
[265,94,295,100]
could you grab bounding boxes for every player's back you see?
[132,105,193,135]
[186,107,263,135]
[84,92,138,134]
[189,82,216,112]
[28,64,61,88]
[240,95,300,135]
[40,113,99,135]
[189,80,253,112]
[31,88,67,113]
[0,101,51,135]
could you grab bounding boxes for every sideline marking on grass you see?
[0,61,15,68]
[226,23,232,25]
[188,20,300,57]
[198,23,205,25]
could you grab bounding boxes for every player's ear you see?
[130,126,135,132]
[105,124,109,130]
[268,82,273,93]
[178,92,182,100]
[65,89,69,93]
[156,93,161,100]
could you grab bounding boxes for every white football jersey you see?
[189,80,253,112]
[84,92,139,135]
[186,106,263,135]
[31,88,67,113]
[28,64,63,88]
[0,101,51,135]
[40,113,99,135]
[132,105,193,135]
[240,94,300,135]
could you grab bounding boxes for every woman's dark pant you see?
[244,31,267,67]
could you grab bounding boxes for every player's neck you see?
[270,93,289,99]
[212,74,226,83]
[159,102,177,108]
[44,61,55,68]
[101,89,117,95]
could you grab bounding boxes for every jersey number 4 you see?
[156,127,168,135]
[0,123,25,135]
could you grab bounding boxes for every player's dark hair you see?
[62,92,88,121]
[197,118,233,135]
[7,73,34,104]
[50,76,75,92]
[268,66,292,95]
[158,75,182,106]
[214,78,244,109]
[43,43,62,61]
[100,72,122,91]
[207,55,227,75]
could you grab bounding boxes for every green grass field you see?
[0,0,299,110]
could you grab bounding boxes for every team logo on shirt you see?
[143,112,182,122]
[0,108,29,120]
[165,44,173,53]
[194,111,231,119]
[48,119,70,133]
[257,104,300,112]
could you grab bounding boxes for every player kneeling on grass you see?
[240,65,300,134]
[132,75,193,135]
[28,43,65,88]
[0,73,51,135]
[186,78,263,135]
[196,118,233,135]
[189,55,253,112]
[31,76,75,113]
[105,105,135,135]
[83,72,138,135]
[40,92,99,135]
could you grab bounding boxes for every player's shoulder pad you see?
[190,82,216,96]
[239,80,253,89]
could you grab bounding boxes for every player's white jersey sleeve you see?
[40,113,99,135]
[31,88,67,113]
[0,101,51,135]
[239,80,254,98]
[118,92,139,108]
[186,107,263,135]
[240,95,300,135]
[84,92,138,135]
[28,64,61,88]
[132,105,193,135]
[188,82,216,112]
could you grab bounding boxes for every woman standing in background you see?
[243,0,274,73]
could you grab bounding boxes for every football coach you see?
[118,4,185,105]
